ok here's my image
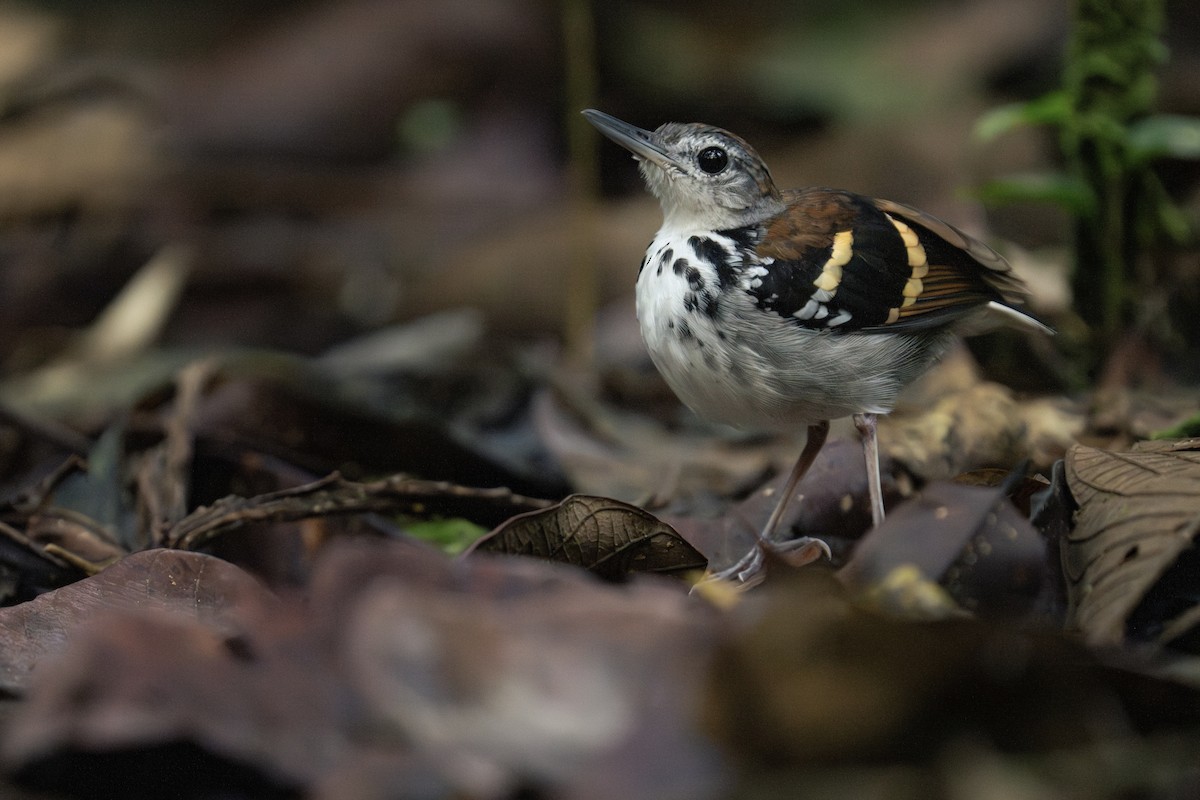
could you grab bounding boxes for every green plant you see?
[976,0,1200,359]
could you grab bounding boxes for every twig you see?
[0,455,88,515]
[136,359,214,547]
[167,472,554,551]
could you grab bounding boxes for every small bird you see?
[583,109,1050,580]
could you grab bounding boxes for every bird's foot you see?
[703,535,831,585]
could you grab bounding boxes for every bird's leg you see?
[760,419,830,543]
[708,420,831,582]
[852,412,885,528]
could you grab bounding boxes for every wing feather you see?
[743,189,1042,334]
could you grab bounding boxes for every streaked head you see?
[583,110,783,230]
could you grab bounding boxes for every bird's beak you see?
[582,109,676,170]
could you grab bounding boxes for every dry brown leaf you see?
[667,438,892,570]
[467,494,706,580]
[530,387,773,505]
[840,481,1050,619]
[883,383,1082,480]
[2,606,333,797]
[1064,439,1200,648]
[706,570,1200,775]
[0,549,275,694]
[3,538,720,798]
[344,576,705,787]
[325,539,718,799]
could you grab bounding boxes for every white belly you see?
[634,229,952,429]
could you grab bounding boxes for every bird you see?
[582,109,1051,581]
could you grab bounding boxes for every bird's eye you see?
[697,147,728,174]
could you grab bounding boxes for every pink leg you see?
[852,412,885,528]
[709,420,831,582]
[760,420,830,543]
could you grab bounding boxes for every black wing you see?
[746,189,1022,333]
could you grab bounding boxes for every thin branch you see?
[167,473,554,551]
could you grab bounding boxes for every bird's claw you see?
[703,535,830,585]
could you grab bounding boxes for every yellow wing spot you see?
[885,213,928,270]
[903,277,924,298]
[887,214,920,247]
[886,307,900,324]
[829,230,854,266]
[813,264,841,292]
[813,230,853,293]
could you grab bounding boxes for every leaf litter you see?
[0,336,1198,798]
[0,278,1197,798]
[0,6,1196,795]
[1062,438,1200,650]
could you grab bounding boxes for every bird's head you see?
[584,110,783,231]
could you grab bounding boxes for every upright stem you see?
[563,0,599,367]
[1061,0,1164,354]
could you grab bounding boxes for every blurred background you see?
[0,0,1197,452]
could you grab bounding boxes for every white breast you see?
[634,227,954,430]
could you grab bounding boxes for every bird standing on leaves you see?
[583,109,1050,581]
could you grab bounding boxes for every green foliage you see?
[976,93,1073,142]
[402,517,488,555]
[1127,114,1200,163]
[974,172,1096,216]
[976,0,1199,358]
[397,99,463,155]
[1151,410,1200,440]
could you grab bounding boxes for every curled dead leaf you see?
[468,494,706,580]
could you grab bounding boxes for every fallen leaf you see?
[325,538,720,799]
[0,549,275,693]
[672,438,902,570]
[468,494,706,580]
[705,569,1200,778]
[3,537,721,799]
[2,609,332,797]
[343,575,709,788]
[883,383,1081,480]
[840,481,1051,619]
[1063,439,1200,649]
[530,387,773,506]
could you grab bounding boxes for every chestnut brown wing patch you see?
[748,190,921,330]
[744,189,1018,333]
